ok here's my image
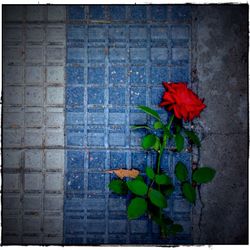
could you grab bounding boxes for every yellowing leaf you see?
[105,168,140,179]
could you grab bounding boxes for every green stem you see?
[156,113,174,236]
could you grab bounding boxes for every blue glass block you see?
[66,172,84,191]
[108,234,127,244]
[89,151,106,170]
[109,67,126,84]
[130,26,147,40]
[67,48,84,63]
[110,152,126,169]
[151,87,163,105]
[67,127,84,146]
[151,47,168,62]
[109,48,127,62]
[151,66,169,84]
[130,48,147,62]
[151,5,167,20]
[131,152,147,171]
[131,6,147,20]
[110,5,126,20]
[65,237,85,245]
[109,112,126,125]
[109,87,125,105]
[66,87,84,108]
[109,220,127,233]
[64,218,86,234]
[130,66,146,84]
[130,220,148,234]
[89,5,105,20]
[87,87,104,105]
[68,6,85,20]
[67,150,84,171]
[130,87,146,105]
[66,66,84,85]
[109,133,126,146]
[87,132,104,146]
[171,5,191,20]
[129,111,147,125]
[66,112,84,125]
[87,110,105,125]
[151,26,168,40]
[67,25,85,40]
[64,197,85,211]
[171,25,189,40]
[172,47,189,62]
[109,27,127,41]
[88,26,106,41]
[88,48,105,62]
[88,67,105,84]
[170,65,189,82]
[88,173,105,191]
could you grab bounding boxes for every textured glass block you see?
[67,150,85,170]
[170,65,189,82]
[66,172,84,191]
[67,48,85,63]
[68,25,85,40]
[171,25,189,40]
[151,66,169,84]
[151,5,167,20]
[109,48,127,62]
[131,152,147,171]
[130,66,146,84]
[109,66,126,84]
[109,87,126,105]
[130,6,146,20]
[109,27,127,41]
[130,87,146,105]
[68,6,85,20]
[67,66,84,85]
[66,87,84,108]
[130,26,147,40]
[67,127,85,146]
[88,26,106,41]
[88,173,105,191]
[89,151,106,170]
[88,67,105,84]
[110,152,126,169]
[87,88,104,105]
[89,6,105,20]
[109,5,126,20]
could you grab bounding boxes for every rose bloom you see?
[159,82,206,121]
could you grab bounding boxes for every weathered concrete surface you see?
[193,5,248,244]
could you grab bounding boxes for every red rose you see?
[159,82,206,121]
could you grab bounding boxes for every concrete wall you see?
[193,5,248,244]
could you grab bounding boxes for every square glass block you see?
[87,88,104,105]
[109,67,126,84]
[88,173,105,191]
[109,5,126,20]
[66,172,84,191]
[131,152,147,171]
[67,48,84,63]
[109,27,127,41]
[67,66,84,85]
[130,6,147,20]
[66,87,84,108]
[109,87,125,105]
[151,66,168,84]
[109,132,126,146]
[67,25,85,40]
[89,151,106,170]
[67,150,85,171]
[88,67,105,84]
[68,6,85,20]
[130,66,146,84]
[67,127,85,146]
[170,64,189,82]
[130,87,146,106]
[151,5,167,20]
[88,25,106,41]
[87,132,104,147]
[89,5,105,20]
[110,152,126,169]
[66,112,84,125]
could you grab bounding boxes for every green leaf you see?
[145,166,155,180]
[182,182,196,204]
[163,185,174,197]
[141,134,156,150]
[176,125,182,134]
[135,175,144,182]
[184,130,201,147]
[138,105,161,121]
[169,224,183,235]
[153,121,163,130]
[108,179,128,195]
[175,161,188,182]
[127,179,148,196]
[149,188,167,208]
[155,174,171,185]
[174,133,184,152]
[192,167,216,184]
[130,125,151,130]
[152,136,161,151]
[127,197,147,220]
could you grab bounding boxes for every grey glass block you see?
[25,128,43,146]
[4,6,24,21]
[25,86,43,106]
[2,194,21,210]
[46,129,64,146]
[3,128,22,147]
[26,46,43,63]
[4,46,23,63]
[23,215,41,233]
[45,173,63,191]
[3,173,20,191]
[23,194,42,210]
[26,6,45,21]
[3,150,22,169]
[4,86,23,105]
[4,25,23,42]
[47,25,65,43]
[24,173,42,191]
[48,6,66,21]
[47,86,64,105]
[25,66,43,84]
[4,65,24,84]
[47,46,65,63]
[25,112,43,127]
[46,149,64,170]
[44,216,63,234]
[4,112,23,128]
[26,25,44,42]
[46,112,64,128]
[25,150,43,170]
[3,217,21,233]
[44,194,64,211]
[47,66,65,84]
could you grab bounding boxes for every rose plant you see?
[107,82,216,238]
